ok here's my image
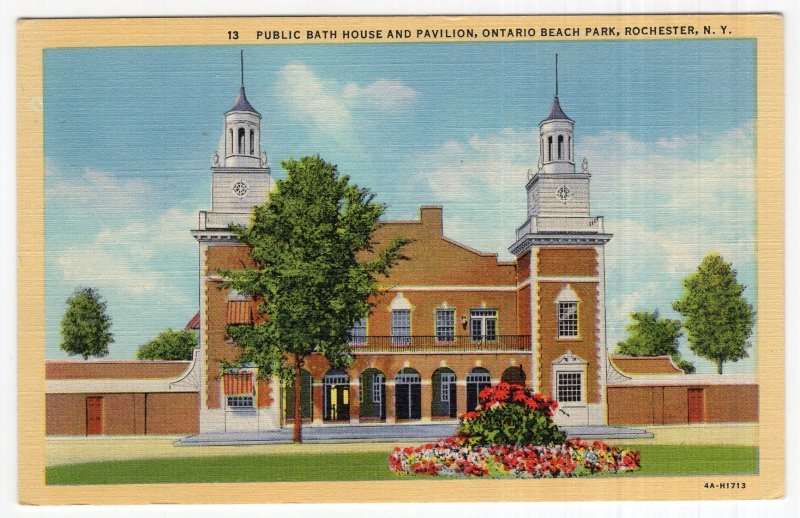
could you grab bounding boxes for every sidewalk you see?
[175,423,652,446]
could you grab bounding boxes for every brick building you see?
[44,69,758,436]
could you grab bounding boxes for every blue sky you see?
[44,40,757,373]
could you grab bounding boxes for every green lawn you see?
[46,445,757,485]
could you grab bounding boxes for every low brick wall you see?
[46,392,199,435]
[607,384,758,425]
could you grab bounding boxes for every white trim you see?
[538,276,598,283]
[46,379,198,394]
[609,374,757,387]
[386,285,517,292]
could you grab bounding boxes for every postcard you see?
[17,14,783,505]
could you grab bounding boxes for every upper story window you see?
[557,135,564,159]
[348,317,367,345]
[391,309,411,345]
[557,301,578,338]
[229,128,234,154]
[547,136,553,161]
[470,309,497,342]
[435,308,455,342]
[249,129,255,155]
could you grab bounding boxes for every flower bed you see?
[388,383,640,478]
[389,436,641,478]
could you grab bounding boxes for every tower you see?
[510,56,613,426]
[192,53,278,433]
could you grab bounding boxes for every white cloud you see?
[343,79,419,111]
[275,62,419,135]
[48,169,154,212]
[57,208,196,301]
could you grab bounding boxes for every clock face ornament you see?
[232,180,249,197]
[556,185,571,203]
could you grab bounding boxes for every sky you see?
[43,40,757,373]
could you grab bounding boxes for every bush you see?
[457,382,566,446]
[388,437,640,478]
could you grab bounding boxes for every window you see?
[557,301,578,338]
[547,136,553,161]
[558,135,564,159]
[372,373,384,404]
[229,128,234,154]
[348,317,367,345]
[435,308,455,342]
[391,309,411,345]
[568,136,571,160]
[556,371,582,402]
[440,372,455,402]
[238,127,245,154]
[470,309,497,341]
[226,395,254,408]
[249,129,255,155]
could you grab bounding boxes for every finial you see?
[240,50,244,88]
[555,53,559,97]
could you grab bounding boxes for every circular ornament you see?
[232,180,249,197]
[556,185,571,203]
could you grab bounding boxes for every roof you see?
[227,87,260,115]
[46,360,192,380]
[610,355,685,376]
[185,311,200,330]
[542,95,572,122]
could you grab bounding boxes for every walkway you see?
[176,423,652,446]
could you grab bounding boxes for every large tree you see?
[136,328,197,360]
[60,287,114,360]
[614,310,695,373]
[672,253,755,374]
[222,155,410,443]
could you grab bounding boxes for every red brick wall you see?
[538,247,597,277]
[607,384,758,425]
[46,393,199,435]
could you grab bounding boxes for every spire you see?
[542,54,572,122]
[227,51,260,115]
[240,49,244,88]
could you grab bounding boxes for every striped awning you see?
[224,371,254,395]
[227,301,253,325]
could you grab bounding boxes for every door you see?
[466,368,492,411]
[470,309,497,342]
[688,388,705,423]
[86,397,103,435]
[395,370,421,420]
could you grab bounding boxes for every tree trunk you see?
[716,358,723,375]
[293,355,303,443]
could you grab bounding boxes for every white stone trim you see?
[538,276,598,283]
[46,379,198,394]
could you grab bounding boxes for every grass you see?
[45,445,758,485]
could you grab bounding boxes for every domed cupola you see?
[538,55,575,176]
[219,52,266,169]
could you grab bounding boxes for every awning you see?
[227,301,253,325]
[224,371,254,395]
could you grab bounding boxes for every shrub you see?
[457,382,566,446]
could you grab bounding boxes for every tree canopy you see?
[614,310,695,373]
[222,155,410,442]
[672,253,755,374]
[136,328,197,361]
[60,287,113,360]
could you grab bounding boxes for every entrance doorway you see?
[466,367,491,412]
[323,369,350,421]
[688,388,705,423]
[359,368,386,421]
[86,396,103,435]
[395,368,421,420]
[432,367,457,418]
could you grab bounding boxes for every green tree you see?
[136,328,197,360]
[614,310,695,373]
[222,155,410,443]
[673,253,755,374]
[60,287,113,360]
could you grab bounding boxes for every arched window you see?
[237,128,245,154]
[395,368,421,420]
[323,369,350,421]
[568,136,572,161]
[431,367,457,418]
[359,368,386,421]
[250,129,255,155]
[229,128,233,154]
[466,367,491,412]
[558,135,564,160]
[547,136,553,162]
